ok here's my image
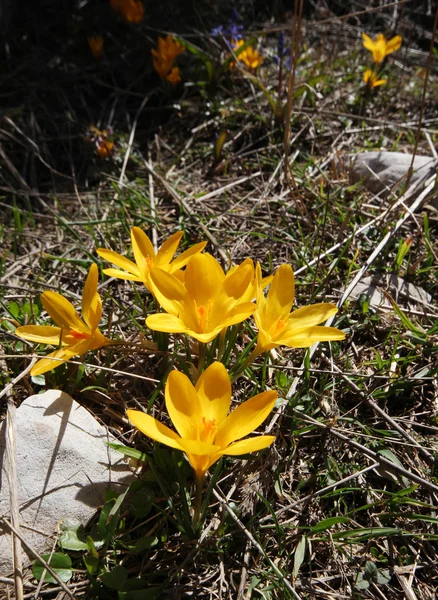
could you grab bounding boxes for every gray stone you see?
[350,152,437,207]
[0,390,134,574]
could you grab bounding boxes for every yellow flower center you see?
[271,318,286,337]
[195,301,211,332]
[200,416,217,444]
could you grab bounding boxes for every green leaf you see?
[83,554,100,576]
[292,535,307,578]
[310,516,350,533]
[101,566,128,590]
[106,442,151,463]
[32,553,72,584]
[118,579,160,600]
[130,486,154,519]
[59,523,88,551]
[385,294,425,336]
[131,536,159,555]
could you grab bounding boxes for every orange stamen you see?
[201,416,217,443]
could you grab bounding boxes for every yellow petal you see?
[97,248,142,279]
[149,267,186,316]
[41,291,88,333]
[287,303,338,328]
[146,313,188,334]
[184,254,224,306]
[102,268,142,282]
[223,260,254,300]
[195,362,231,426]
[15,325,62,345]
[127,409,184,451]
[155,231,183,267]
[177,439,221,478]
[30,340,92,376]
[386,34,402,54]
[170,241,208,272]
[266,264,295,320]
[82,264,102,330]
[278,325,345,348]
[222,435,275,456]
[362,32,375,51]
[131,227,155,280]
[215,390,277,449]
[221,302,256,327]
[165,370,203,440]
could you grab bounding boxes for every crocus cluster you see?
[16,229,345,499]
[109,0,144,23]
[361,32,402,89]
[151,35,185,84]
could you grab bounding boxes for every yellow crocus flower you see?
[231,39,263,70]
[362,32,402,64]
[97,229,206,291]
[146,253,257,343]
[254,264,345,355]
[151,35,185,82]
[109,0,144,23]
[363,68,386,88]
[88,35,104,60]
[127,362,276,480]
[16,264,111,376]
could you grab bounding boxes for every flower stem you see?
[192,475,204,529]
[230,346,260,383]
[197,342,206,380]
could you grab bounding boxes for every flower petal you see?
[222,435,275,456]
[266,264,295,320]
[15,325,63,345]
[155,231,183,267]
[165,370,203,440]
[278,325,345,348]
[102,268,142,282]
[287,303,338,328]
[184,254,224,306]
[41,291,88,333]
[131,227,155,280]
[127,409,184,451]
[30,339,92,376]
[195,362,231,427]
[82,264,102,330]
[362,32,375,51]
[223,260,254,300]
[149,267,186,316]
[97,248,141,279]
[170,241,207,272]
[146,313,188,334]
[215,390,277,449]
[386,35,402,54]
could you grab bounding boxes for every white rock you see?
[0,390,134,573]
[350,152,437,207]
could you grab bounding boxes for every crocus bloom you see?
[88,35,104,60]
[231,39,263,70]
[254,264,345,355]
[151,35,185,83]
[146,253,257,343]
[127,362,276,480]
[363,68,386,88]
[109,0,144,23]
[97,228,206,291]
[362,32,402,64]
[15,264,111,376]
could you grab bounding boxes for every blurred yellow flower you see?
[97,228,206,291]
[88,35,104,60]
[146,253,256,343]
[16,264,111,376]
[152,35,185,83]
[109,0,144,24]
[362,32,402,64]
[231,39,263,69]
[127,362,276,480]
[363,68,386,88]
[254,264,345,355]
